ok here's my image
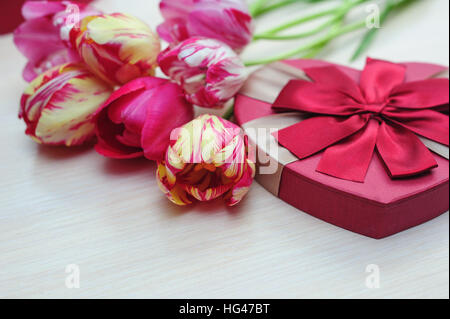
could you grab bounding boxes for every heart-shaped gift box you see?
[235,59,449,239]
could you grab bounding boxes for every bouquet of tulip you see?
[13,0,418,207]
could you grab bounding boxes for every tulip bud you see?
[158,37,247,108]
[157,114,255,206]
[20,63,113,146]
[71,13,161,86]
[158,0,253,51]
[95,77,194,161]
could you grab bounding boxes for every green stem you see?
[225,9,345,120]
[223,105,235,121]
[350,0,415,61]
[259,7,337,36]
[301,44,327,59]
[253,0,310,17]
[250,0,270,16]
[244,20,367,66]
[301,10,346,58]
[254,13,340,40]
[254,0,366,38]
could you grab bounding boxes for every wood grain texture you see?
[0,0,448,299]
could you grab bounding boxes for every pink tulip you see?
[95,77,194,161]
[13,0,100,82]
[20,63,113,146]
[158,0,253,51]
[157,114,255,206]
[158,37,247,108]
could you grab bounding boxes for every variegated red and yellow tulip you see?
[70,13,161,86]
[157,114,255,206]
[20,63,113,146]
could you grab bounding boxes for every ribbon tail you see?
[390,78,450,109]
[273,114,369,159]
[377,122,438,178]
[317,119,379,183]
[385,109,449,146]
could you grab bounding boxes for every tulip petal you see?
[188,6,253,51]
[14,1,99,82]
[36,73,112,146]
[213,134,247,181]
[94,76,193,160]
[21,63,112,146]
[158,114,254,206]
[160,0,194,20]
[95,108,144,159]
[157,19,189,43]
[141,82,194,161]
[184,180,234,202]
[158,0,253,51]
[22,1,65,20]
[107,89,149,133]
[14,17,65,64]
[225,159,255,206]
[72,13,161,85]
[157,163,192,206]
[22,49,80,83]
[158,37,246,108]
[158,0,192,43]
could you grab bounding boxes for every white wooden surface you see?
[0,0,448,299]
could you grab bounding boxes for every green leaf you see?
[350,0,416,61]
[253,0,328,17]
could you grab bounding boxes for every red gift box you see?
[235,60,449,239]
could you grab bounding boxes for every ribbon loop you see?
[317,119,379,182]
[272,58,449,182]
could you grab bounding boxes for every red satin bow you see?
[272,58,450,182]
